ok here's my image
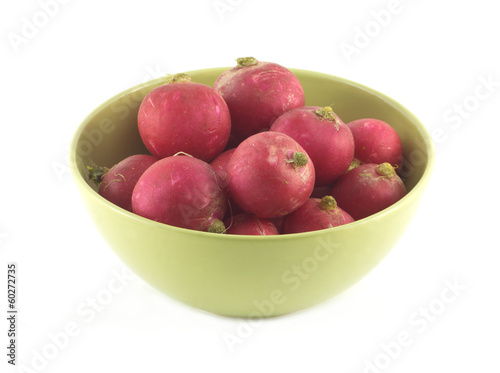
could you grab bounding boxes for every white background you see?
[1,0,499,372]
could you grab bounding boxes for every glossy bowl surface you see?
[69,67,434,317]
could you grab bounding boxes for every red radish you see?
[330,162,407,220]
[269,216,285,234]
[210,148,236,196]
[224,134,242,151]
[131,155,227,232]
[138,73,231,162]
[347,118,403,170]
[271,106,355,186]
[282,196,354,234]
[210,148,243,218]
[87,154,158,212]
[310,185,332,199]
[214,57,305,140]
[227,131,315,218]
[224,213,279,235]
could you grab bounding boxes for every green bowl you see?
[69,67,434,317]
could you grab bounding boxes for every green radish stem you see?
[348,158,361,171]
[319,196,338,211]
[285,151,308,170]
[207,219,226,234]
[236,57,258,67]
[165,73,192,84]
[315,106,339,130]
[292,151,308,167]
[376,162,396,178]
[87,165,109,186]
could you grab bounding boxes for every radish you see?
[224,213,279,235]
[209,148,236,196]
[270,106,355,186]
[137,73,231,162]
[310,185,332,199]
[227,131,315,218]
[269,216,285,234]
[209,148,243,218]
[330,162,407,220]
[346,118,403,171]
[131,155,227,232]
[87,154,158,212]
[224,134,242,151]
[213,57,305,140]
[282,196,354,234]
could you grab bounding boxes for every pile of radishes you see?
[88,57,407,235]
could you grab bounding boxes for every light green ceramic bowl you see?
[69,67,434,317]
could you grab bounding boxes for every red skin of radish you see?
[96,154,158,212]
[227,131,315,219]
[210,148,236,197]
[214,58,305,140]
[282,197,354,234]
[310,185,333,199]
[269,216,285,234]
[209,148,243,218]
[271,106,355,186]
[224,213,279,235]
[347,118,403,171]
[138,76,231,162]
[131,155,226,231]
[224,134,242,151]
[329,163,407,220]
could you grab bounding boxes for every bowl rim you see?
[69,67,435,241]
